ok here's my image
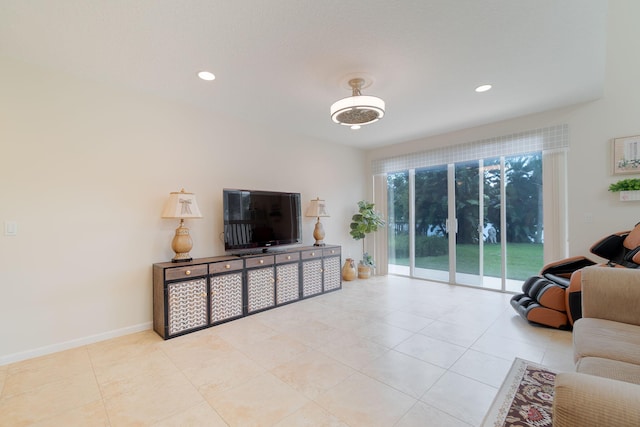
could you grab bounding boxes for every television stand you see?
[152,245,342,339]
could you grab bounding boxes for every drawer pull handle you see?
[331,250,335,254]
[225,264,231,269]
[287,255,291,260]
[185,270,191,276]
[259,259,264,264]
[311,252,315,256]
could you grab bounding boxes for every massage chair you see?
[511,223,640,329]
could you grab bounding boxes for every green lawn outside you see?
[390,243,543,280]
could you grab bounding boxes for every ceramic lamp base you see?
[171,219,193,262]
[313,218,326,246]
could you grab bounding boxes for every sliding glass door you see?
[386,152,544,291]
[387,171,410,276]
[454,160,481,286]
[504,153,544,291]
[482,157,504,290]
[413,165,450,282]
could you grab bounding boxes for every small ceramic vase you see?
[342,258,356,281]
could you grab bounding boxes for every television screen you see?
[223,189,302,251]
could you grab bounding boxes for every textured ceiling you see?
[0,0,608,149]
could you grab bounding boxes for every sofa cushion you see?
[581,267,640,326]
[553,372,640,427]
[573,318,640,365]
[576,357,640,385]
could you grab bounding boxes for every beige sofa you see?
[553,266,640,426]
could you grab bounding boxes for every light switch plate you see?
[4,221,17,236]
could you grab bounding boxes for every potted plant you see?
[349,200,385,278]
[609,178,640,201]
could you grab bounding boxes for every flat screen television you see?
[223,189,302,252]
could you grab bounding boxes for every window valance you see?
[371,124,568,175]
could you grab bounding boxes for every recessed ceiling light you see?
[197,71,216,81]
[475,84,492,93]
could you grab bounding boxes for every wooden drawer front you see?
[323,247,341,257]
[210,272,244,323]
[323,256,342,291]
[301,249,321,260]
[247,268,275,313]
[302,259,323,297]
[276,252,299,263]
[167,278,208,336]
[276,263,299,304]
[210,259,244,274]
[165,265,208,281]
[245,255,274,269]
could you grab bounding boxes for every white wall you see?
[367,0,640,263]
[0,57,366,364]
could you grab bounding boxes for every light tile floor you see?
[0,275,575,426]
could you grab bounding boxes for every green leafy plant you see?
[608,178,640,192]
[349,200,385,267]
[361,252,375,267]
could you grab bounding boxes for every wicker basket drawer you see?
[210,271,244,323]
[276,263,300,304]
[167,278,208,336]
[302,259,323,297]
[247,268,275,312]
[323,256,342,291]
[165,264,208,281]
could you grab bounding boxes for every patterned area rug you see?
[481,358,557,427]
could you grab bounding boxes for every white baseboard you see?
[0,322,153,366]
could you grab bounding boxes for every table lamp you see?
[305,197,329,246]
[161,188,203,262]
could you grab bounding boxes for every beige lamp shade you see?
[305,198,329,218]
[305,197,329,246]
[161,189,203,219]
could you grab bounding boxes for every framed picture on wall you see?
[612,135,640,175]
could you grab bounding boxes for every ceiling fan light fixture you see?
[330,78,385,127]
